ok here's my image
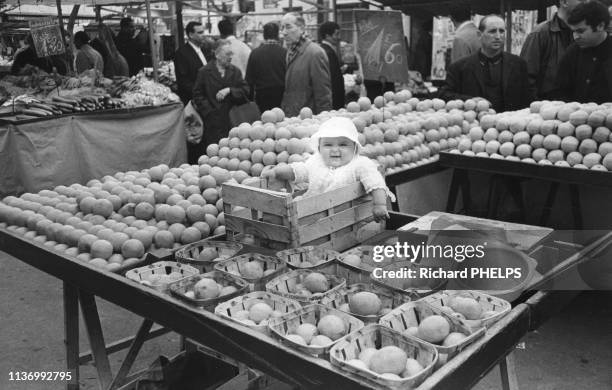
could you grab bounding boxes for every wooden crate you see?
[222,179,384,252]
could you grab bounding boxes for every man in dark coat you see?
[115,17,147,76]
[555,1,612,104]
[174,21,211,105]
[520,0,585,100]
[245,22,286,112]
[319,21,345,110]
[192,40,249,148]
[440,15,533,112]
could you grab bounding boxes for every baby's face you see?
[319,137,356,168]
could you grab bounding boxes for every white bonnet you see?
[310,117,363,152]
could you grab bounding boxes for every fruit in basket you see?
[309,334,333,346]
[348,292,382,316]
[194,277,220,299]
[249,302,273,323]
[347,359,369,370]
[296,323,318,344]
[303,272,329,293]
[403,326,419,337]
[358,347,378,367]
[418,315,450,343]
[342,254,362,267]
[442,331,467,347]
[198,247,218,262]
[402,358,424,378]
[370,346,408,375]
[286,334,307,346]
[449,296,483,320]
[240,261,264,279]
[234,310,250,321]
[317,314,346,341]
[220,285,238,295]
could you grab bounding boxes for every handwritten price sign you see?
[353,10,409,83]
[29,17,65,58]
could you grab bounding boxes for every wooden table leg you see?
[446,169,461,213]
[107,318,154,390]
[569,184,582,229]
[499,352,520,390]
[540,182,559,226]
[64,282,79,390]
[79,292,113,389]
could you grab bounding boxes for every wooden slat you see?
[499,352,520,390]
[63,282,79,390]
[298,202,374,243]
[222,183,292,216]
[295,182,367,216]
[225,215,293,244]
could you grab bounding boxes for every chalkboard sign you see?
[29,17,65,58]
[353,10,409,83]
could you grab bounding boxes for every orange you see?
[166,205,186,224]
[202,188,219,204]
[181,227,202,244]
[121,238,145,258]
[91,239,114,260]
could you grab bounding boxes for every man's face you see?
[480,17,506,53]
[327,29,341,45]
[281,14,303,45]
[570,20,606,48]
[216,45,233,68]
[188,25,206,46]
[123,22,135,36]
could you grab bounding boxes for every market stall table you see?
[438,151,612,229]
[1,211,609,390]
[0,102,186,197]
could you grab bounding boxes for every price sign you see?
[353,10,409,83]
[29,17,65,58]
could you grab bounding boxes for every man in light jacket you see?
[280,13,332,117]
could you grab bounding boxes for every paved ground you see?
[1,249,611,390]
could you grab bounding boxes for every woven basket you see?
[337,245,388,273]
[329,324,438,389]
[214,291,301,336]
[168,271,249,311]
[371,260,448,299]
[318,261,371,285]
[276,246,340,270]
[319,283,412,324]
[175,240,243,272]
[418,290,511,330]
[265,269,346,305]
[268,304,364,357]
[379,301,485,367]
[125,261,199,293]
[214,253,286,291]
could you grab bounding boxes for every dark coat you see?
[519,13,573,99]
[245,41,286,112]
[192,61,249,146]
[554,36,612,105]
[320,41,345,110]
[440,52,534,112]
[174,43,209,104]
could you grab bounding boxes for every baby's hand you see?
[373,204,389,222]
[261,166,276,179]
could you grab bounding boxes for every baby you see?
[262,116,395,222]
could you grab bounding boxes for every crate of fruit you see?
[319,283,411,324]
[214,291,301,336]
[125,261,199,292]
[318,260,371,285]
[379,301,485,367]
[222,179,383,252]
[268,304,364,357]
[175,239,243,273]
[276,245,339,270]
[418,290,511,330]
[168,271,249,311]
[329,324,438,389]
[265,269,346,305]
[214,253,286,291]
[338,245,391,273]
